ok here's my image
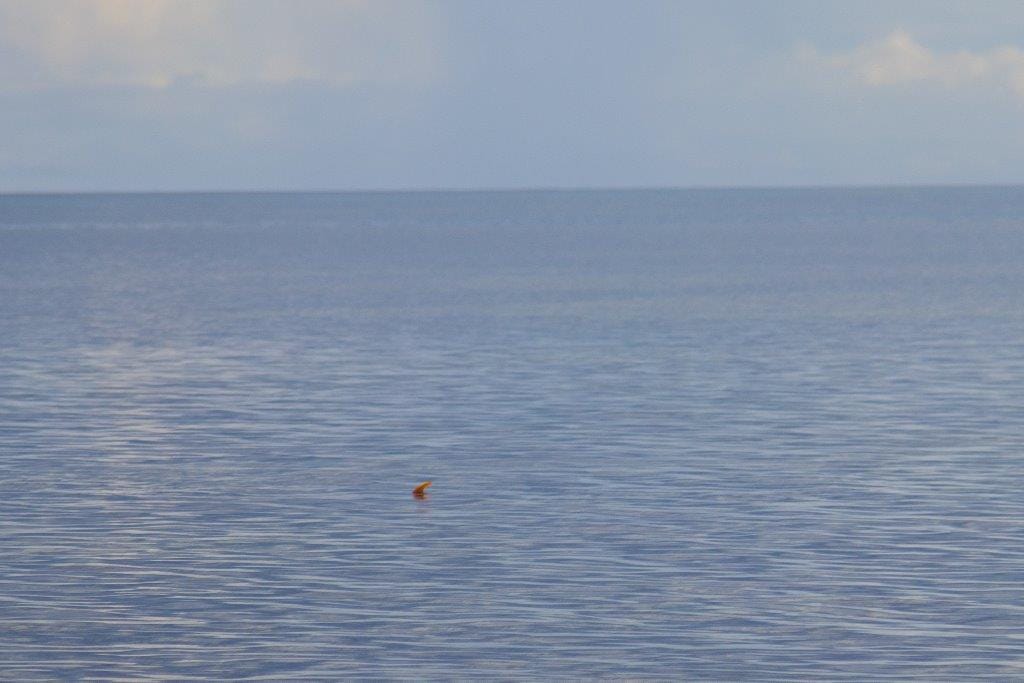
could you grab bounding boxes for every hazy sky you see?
[3,0,1024,192]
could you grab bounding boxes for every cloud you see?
[804,30,1024,97]
[0,0,443,90]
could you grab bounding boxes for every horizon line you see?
[3,181,1024,197]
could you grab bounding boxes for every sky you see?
[3,0,1024,192]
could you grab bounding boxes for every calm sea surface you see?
[2,188,1024,679]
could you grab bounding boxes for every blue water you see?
[2,188,1024,679]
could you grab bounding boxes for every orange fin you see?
[412,481,432,497]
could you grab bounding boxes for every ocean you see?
[2,187,1023,679]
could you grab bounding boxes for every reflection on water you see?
[2,189,1024,678]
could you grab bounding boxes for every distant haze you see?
[3,0,1024,192]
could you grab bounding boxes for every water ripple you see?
[3,190,1024,678]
